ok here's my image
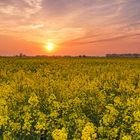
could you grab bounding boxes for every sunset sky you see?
[0,0,140,56]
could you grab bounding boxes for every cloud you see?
[0,0,44,40]
[19,24,44,29]
[23,0,43,7]
[0,0,43,18]
[0,5,16,16]
[0,0,139,50]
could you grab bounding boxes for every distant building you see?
[106,54,140,58]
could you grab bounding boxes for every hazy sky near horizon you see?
[0,0,140,56]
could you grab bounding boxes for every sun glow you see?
[45,42,55,52]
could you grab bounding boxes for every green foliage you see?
[0,57,140,139]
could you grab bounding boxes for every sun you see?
[45,42,55,52]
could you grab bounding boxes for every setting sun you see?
[45,42,55,52]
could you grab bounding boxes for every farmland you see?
[0,57,140,140]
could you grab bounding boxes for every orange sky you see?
[0,0,140,56]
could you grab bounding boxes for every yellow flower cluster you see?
[52,128,67,140]
[81,122,96,140]
[0,57,140,139]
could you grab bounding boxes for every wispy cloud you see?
[0,0,43,17]
[0,0,140,55]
